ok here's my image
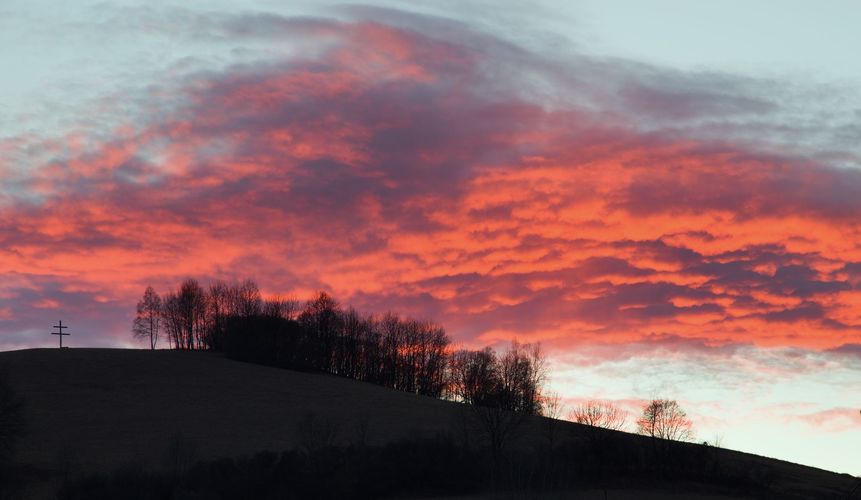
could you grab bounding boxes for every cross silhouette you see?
[51,320,70,348]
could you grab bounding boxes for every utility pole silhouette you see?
[51,320,70,348]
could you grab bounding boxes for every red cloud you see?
[1,10,860,361]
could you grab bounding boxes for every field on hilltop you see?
[2,348,466,473]
[0,348,856,499]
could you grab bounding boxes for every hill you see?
[1,348,857,499]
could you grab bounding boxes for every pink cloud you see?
[789,408,860,432]
[0,9,859,367]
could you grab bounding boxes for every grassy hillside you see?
[2,348,467,473]
[1,348,857,499]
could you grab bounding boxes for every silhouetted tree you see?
[570,400,627,432]
[162,279,207,350]
[263,295,295,320]
[162,292,183,350]
[413,320,449,397]
[372,314,449,396]
[378,312,404,389]
[264,294,299,320]
[448,348,500,407]
[540,392,565,448]
[357,313,384,383]
[132,285,162,350]
[449,342,547,479]
[206,280,232,351]
[636,398,694,441]
[570,400,627,482]
[299,292,342,372]
[339,307,363,380]
[232,279,262,319]
[499,341,545,414]
[185,278,209,350]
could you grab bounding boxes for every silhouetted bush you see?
[224,315,305,369]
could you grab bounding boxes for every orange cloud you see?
[0,11,859,363]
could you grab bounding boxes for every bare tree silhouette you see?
[499,341,546,414]
[206,280,232,351]
[570,400,627,432]
[541,392,565,448]
[636,398,694,442]
[299,292,342,372]
[232,279,263,318]
[570,399,627,486]
[448,348,499,406]
[132,286,162,350]
[160,279,209,350]
[449,341,547,480]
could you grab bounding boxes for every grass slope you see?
[1,348,856,498]
[2,348,467,473]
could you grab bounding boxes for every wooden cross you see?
[51,320,70,348]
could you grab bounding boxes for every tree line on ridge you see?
[133,278,546,414]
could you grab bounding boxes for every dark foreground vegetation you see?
[57,430,789,500]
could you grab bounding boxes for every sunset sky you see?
[1,1,859,474]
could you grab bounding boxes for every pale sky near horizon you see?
[1,0,859,477]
